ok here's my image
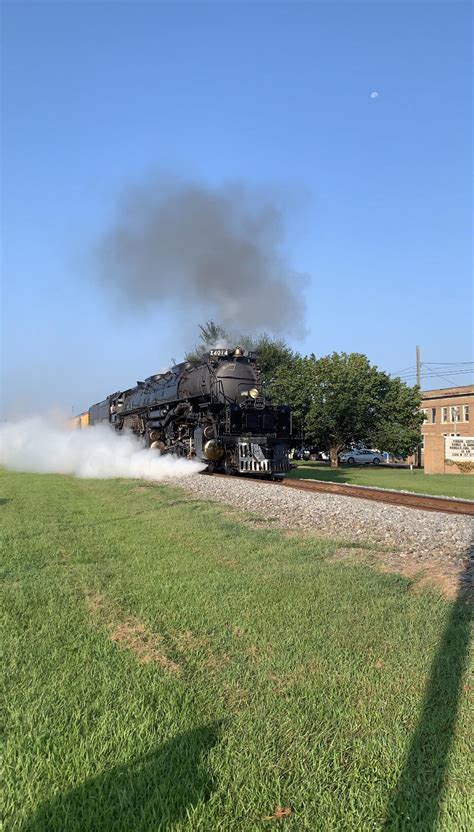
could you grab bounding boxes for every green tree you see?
[184,321,229,363]
[370,377,423,458]
[246,333,296,387]
[303,353,422,467]
[185,323,296,386]
[270,355,316,439]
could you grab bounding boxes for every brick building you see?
[418,384,474,474]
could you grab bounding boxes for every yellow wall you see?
[67,412,89,430]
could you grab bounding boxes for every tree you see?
[303,353,422,467]
[185,323,296,386]
[246,333,295,388]
[370,377,424,458]
[270,355,316,439]
[184,321,229,363]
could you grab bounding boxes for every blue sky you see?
[1,0,472,416]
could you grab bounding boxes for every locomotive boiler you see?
[87,347,292,477]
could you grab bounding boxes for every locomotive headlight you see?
[249,388,259,399]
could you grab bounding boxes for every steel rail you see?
[209,473,474,515]
[280,478,474,516]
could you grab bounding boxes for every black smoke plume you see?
[96,177,307,335]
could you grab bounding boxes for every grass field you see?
[2,468,472,831]
[288,461,474,500]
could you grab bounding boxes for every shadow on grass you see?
[22,722,221,832]
[383,547,473,830]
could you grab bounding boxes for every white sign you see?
[445,436,474,461]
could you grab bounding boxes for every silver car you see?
[339,449,384,465]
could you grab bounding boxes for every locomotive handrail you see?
[206,362,228,404]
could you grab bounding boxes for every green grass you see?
[1,469,472,831]
[288,460,474,500]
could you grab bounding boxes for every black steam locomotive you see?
[88,347,292,477]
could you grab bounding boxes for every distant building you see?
[418,385,473,475]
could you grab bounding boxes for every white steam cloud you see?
[0,418,205,480]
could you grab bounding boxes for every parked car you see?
[339,449,385,465]
[291,448,302,460]
[305,446,323,460]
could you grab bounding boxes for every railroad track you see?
[279,477,474,516]
[210,472,473,515]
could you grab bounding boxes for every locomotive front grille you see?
[239,441,269,473]
[238,441,291,474]
[239,457,271,473]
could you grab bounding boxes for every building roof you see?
[421,384,474,401]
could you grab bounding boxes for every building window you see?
[450,406,460,423]
[431,407,436,423]
[442,407,448,423]
[421,434,425,449]
[463,405,470,422]
[421,408,428,421]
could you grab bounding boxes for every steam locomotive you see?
[82,347,292,477]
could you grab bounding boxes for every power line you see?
[395,365,473,377]
[389,349,473,394]
[398,368,472,376]
[393,376,473,391]
[390,360,473,378]
[424,362,474,373]
[397,371,473,381]
[422,371,470,387]
[398,365,474,378]
[401,368,473,376]
[422,361,474,366]
[389,364,416,377]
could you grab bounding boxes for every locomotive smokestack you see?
[95,176,307,336]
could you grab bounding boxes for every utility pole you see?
[416,345,422,467]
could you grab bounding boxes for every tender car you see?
[339,449,385,465]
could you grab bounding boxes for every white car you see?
[339,449,384,465]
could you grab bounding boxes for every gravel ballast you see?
[175,474,473,593]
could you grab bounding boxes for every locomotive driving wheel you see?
[224,451,237,476]
[150,440,167,453]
